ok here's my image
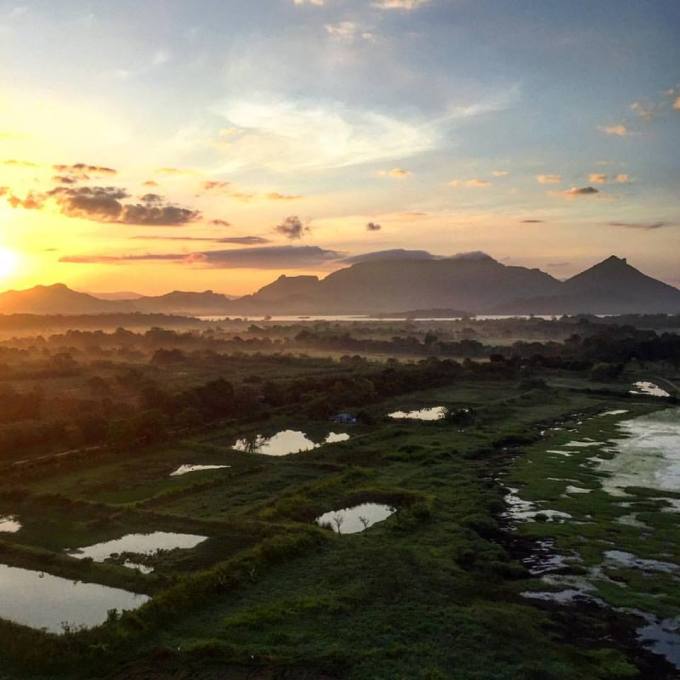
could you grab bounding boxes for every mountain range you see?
[0,254,678,317]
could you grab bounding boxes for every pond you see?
[388,406,448,421]
[0,515,21,533]
[170,464,231,477]
[0,563,149,633]
[316,503,395,534]
[233,430,349,456]
[68,531,208,566]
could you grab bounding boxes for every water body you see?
[598,408,680,499]
[170,464,231,477]
[233,430,349,456]
[630,382,671,398]
[68,531,207,564]
[316,503,395,534]
[388,406,448,421]
[0,563,148,633]
[0,515,21,533]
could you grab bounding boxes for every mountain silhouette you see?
[0,255,678,316]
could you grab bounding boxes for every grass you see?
[0,371,676,678]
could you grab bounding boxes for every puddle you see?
[170,464,231,477]
[630,382,671,398]
[616,514,650,529]
[316,503,395,534]
[68,531,207,568]
[601,409,629,417]
[564,441,601,448]
[0,515,21,533]
[0,563,148,633]
[636,614,680,669]
[604,550,679,574]
[504,488,572,523]
[233,430,349,456]
[564,485,592,495]
[388,406,448,421]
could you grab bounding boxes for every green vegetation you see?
[0,317,677,678]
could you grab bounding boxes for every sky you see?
[0,0,679,296]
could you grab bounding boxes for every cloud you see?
[630,100,657,121]
[492,170,509,177]
[598,124,629,137]
[265,192,303,201]
[52,163,116,180]
[213,97,445,172]
[366,222,382,231]
[673,96,680,111]
[588,173,607,184]
[563,186,599,197]
[41,185,201,225]
[130,235,271,245]
[210,219,231,227]
[0,187,43,209]
[536,174,561,184]
[275,215,308,240]
[61,245,341,269]
[520,219,544,223]
[325,22,374,42]
[342,248,436,264]
[155,167,198,176]
[614,174,630,183]
[143,180,159,187]
[293,0,324,5]
[372,0,430,9]
[378,167,411,179]
[449,178,491,188]
[201,180,299,202]
[198,245,341,268]
[2,159,38,168]
[608,221,672,230]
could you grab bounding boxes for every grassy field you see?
[0,361,676,679]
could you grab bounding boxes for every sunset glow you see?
[0,1,678,296]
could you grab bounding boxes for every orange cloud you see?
[598,124,629,136]
[449,178,491,188]
[588,173,607,184]
[536,174,561,184]
[378,168,411,178]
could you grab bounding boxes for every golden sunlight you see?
[0,247,19,279]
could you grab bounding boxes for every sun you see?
[0,248,19,280]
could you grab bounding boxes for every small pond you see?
[170,464,231,477]
[68,531,208,566]
[0,515,21,533]
[0,563,149,633]
[316,502,395,534]
[630,381,671,398]
[233,430,349,456]
[388,406,448,421]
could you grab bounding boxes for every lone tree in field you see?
[332,514,344,534]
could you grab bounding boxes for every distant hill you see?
[0,284,136,315]
[498,256,680,314]
[238,253,563,314]
[2,255,678,317]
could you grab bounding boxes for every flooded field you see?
[0,564,148,633]
[508,406,680,670]
[316,503,395,534]
[233,429,349,456]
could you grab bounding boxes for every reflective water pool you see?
[316,503,395,534]
[170,464,231,476]
[68,531,207,564]
[388,406,448,421]
[0,563,149,633]
[233,430,349,456]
